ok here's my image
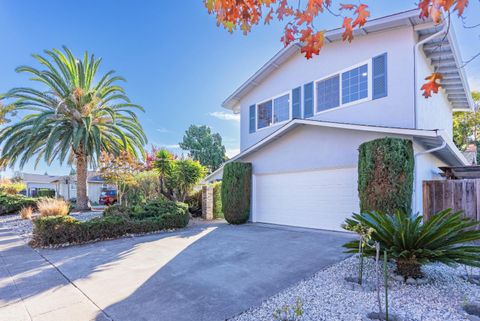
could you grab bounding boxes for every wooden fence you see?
[423,180,480,223]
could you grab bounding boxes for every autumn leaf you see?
[352,4,370,28]
[264,8,274,24]
[281,25,296,46]
[421,72,443,98]
[299,30,325,59]
[339,3,356,10]
[418,0,431,19]
[342,17,354,42]
[454,0,469,16]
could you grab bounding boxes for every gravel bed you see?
[231,256,480,321]
[0,210,103,240]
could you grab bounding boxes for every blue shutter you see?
[373,53,388,99]
[249,104,256,133]
[303,82,314,118]
[292,87,301,119]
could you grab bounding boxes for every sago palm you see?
[0,46,146,210]
[343,209,480,278]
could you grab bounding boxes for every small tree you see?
[99,151,143,206]
[165,159,206,202]
[154,148,176,197]
[221,162,252,224]
[179,125,227,172]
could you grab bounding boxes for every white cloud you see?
[165,144,180,149]
[156,127,171,133]
[210,111,240,122]
[469,76,480,92]
[226,148,240,158]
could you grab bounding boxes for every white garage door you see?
[254,167,359,231]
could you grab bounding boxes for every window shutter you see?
[373,53,388,99]
[249,104,256,133]
[292,87,301,119]
[303,82,314,118]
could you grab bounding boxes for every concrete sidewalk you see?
[0,227,110,321]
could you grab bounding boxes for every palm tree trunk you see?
[75,152,90,211]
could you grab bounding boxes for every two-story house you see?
[205,9,474,231]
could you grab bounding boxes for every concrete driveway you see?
[0,222,353,321]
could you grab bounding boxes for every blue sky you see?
[0,1,479,176]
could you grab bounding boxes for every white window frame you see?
[256,91,292,131]
[314,59,373,116]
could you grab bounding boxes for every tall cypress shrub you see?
[358,138,414,214]
[221,162,252,224]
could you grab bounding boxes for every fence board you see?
[423,180,480,226]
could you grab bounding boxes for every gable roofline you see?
[222,8,474,112]
[201,119,469,183]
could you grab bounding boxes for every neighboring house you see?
[204,9,474,231]
[19,173,61,197]
[18,171,112,203]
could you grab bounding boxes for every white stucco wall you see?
[240,26,417,151]
[241,125,444,215]
[415,43,454,138]
[412,144,447,214]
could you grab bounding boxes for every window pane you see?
[316,75,340,112]
[342,64,368,104]
[257,100,272,129]
[273,94,290,123]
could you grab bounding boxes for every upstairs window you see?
[257,93,290,130]
[313,60,372,115]
[342,64,368,104]
[316,75,340,112]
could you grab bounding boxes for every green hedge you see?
[31,211,190,247]
[0,193,37,215]
[358,137,414,214]
[32,197,190,247]
[212,182,223,219]
[222,162,251,224]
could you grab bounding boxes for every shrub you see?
[36,188,56,198]
[134,197,189,220]
[103,204,131,218]
[37,198,70,217]
[0,193,37,215]
[222,162,251,224]
[358,138,414,214]
[212,182,223,219]
[185,189,202,217]
[31,210,190,247]
[19,206,33,220]
[0,179,26,195]
[343,210,480,278]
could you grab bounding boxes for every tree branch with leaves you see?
[204,0,474,98]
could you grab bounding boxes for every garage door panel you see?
[255,167,359,231]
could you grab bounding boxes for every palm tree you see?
[0,47,147,210]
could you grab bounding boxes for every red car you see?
[99,190,117,206]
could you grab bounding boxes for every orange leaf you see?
[264,8,274,25]
[421,73,443,98]
[300,30,325,59]
[281,26,296,47]
[342,17,354,42]
[339,3,356,10]
[352,4,370,28]
[296,10,314,25]
[418,0,431,19]
[454,0,469,16]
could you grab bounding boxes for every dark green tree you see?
[179,125,227,172]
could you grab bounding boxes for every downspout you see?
[413,139,448,214]
[413,22,449,129]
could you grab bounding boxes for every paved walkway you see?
[0,222,353,321]
[0,227,110,321]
